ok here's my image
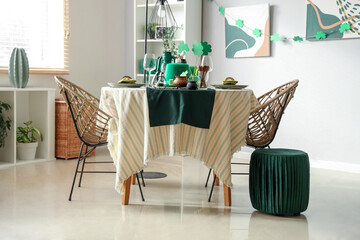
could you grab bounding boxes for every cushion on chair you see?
[249,148,310,215]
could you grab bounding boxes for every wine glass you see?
[200,55,213,87]
[143,53,156,86]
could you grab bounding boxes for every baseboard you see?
[233,151,360,174]
[310,160,360,173]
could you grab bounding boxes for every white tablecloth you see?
[99,87,258,193]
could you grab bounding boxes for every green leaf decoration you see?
[316,31,326,40]
[252,28,262,37]
[192,41,203,56]
[219,6,225,16]
[178,41,189,55]
[201,42,212,56]
[293,36,303,42]
[236,19,244,28]
[271,33,280,42]
[339,23,351,33]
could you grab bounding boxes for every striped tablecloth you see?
[99,87,258,193]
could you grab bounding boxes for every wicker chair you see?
[206,80,299,201]
[55,76,145,201]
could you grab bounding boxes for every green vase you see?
[9,48,29,88]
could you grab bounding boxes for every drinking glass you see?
[143,53,156,86]
[201,55,213,86]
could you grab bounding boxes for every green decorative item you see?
[164,62,190,86]
[201,42,212,56]
[249,149,310,215]
[339,23,351,33]
[9,48,29,88]
[235,19,244,28]
[270,33,280,42]
[219,6,225,16]
[316,31,326,40]
[293,36,304,42]
[252,28,262,37]
[0,101,11,148]
[178,41,189,56]
[192,41,203,56]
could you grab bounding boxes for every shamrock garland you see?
[211,0,358,42]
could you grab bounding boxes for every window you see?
[0,0,69,74]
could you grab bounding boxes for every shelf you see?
[137,2,184,8]
[136,39,183,43]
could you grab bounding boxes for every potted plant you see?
[17,121,43,160]
[0,101,11,148]
[147,23,159,39]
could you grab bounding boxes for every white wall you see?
[203,0,360,165]
[0,0,126,98]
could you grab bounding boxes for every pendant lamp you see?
[148,0,178,39]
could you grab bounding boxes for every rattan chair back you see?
[246,80,299,148]
[55,76,111,146]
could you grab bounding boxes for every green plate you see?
[108,83,145,88]
[212,84,248,89]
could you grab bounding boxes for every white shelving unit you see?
[0,88,55,168]
[134,0,202,81]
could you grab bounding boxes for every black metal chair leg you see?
[205,168,212,187]
[136,173,145,202]
[78,145,89,187]
[69,143,84,201]
[208,173,217,202]
[140,170,145,187]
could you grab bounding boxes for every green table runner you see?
[146,88,216,129]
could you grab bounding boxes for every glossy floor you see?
[1,148,359,240]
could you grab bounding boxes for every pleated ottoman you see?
[249,149,310,215]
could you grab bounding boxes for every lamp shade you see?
[149,0,178,39]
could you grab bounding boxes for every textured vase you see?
[9,48,29,88]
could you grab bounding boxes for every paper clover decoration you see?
[271,33,280,42]
[236,19,244,28]
[316,31,326,40]
[252,28,262,37]
[339,23,351,33]
[201,42,212,56]
[219,6,225,16]
[192,41,204,56]
[293,36,303,42]
[178,41,189,55]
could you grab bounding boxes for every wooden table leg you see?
[213,171,219,186]
[122,177,132,205]
[223,184,231,206]
[131,174,136,185]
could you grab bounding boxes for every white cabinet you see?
[0,88,55,167]
[134,0,202,80]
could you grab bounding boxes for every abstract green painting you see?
[225,4,270,58]
[306,0,360,40]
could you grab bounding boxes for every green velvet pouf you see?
[249,149,310,215]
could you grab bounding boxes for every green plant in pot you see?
[147,23,159,39]
[17,121,43,160]
[0,101,11,148]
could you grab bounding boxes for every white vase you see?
[17,142,38,160]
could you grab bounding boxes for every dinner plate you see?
[212,84,248,89]
[108,83,145,88]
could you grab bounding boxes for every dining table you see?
[99,86,258,206]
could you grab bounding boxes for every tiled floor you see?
[1,147,359,240]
